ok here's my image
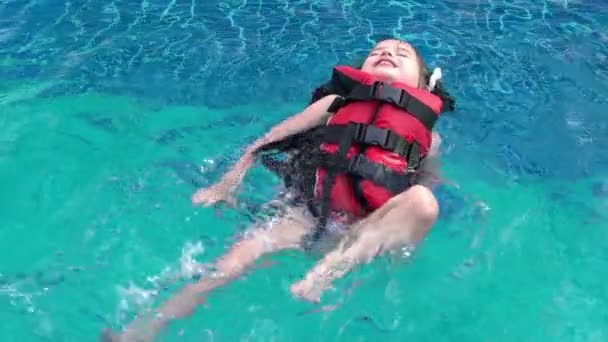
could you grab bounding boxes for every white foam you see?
[115,240,208,317]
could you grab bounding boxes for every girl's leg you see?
[104,206,312,342]
[291,185,439,302]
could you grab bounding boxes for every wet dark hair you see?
[310,38,456,113]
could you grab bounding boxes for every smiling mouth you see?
[375,59,396,67]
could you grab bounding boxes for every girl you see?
[104,38,455,342]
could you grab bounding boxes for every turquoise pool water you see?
[1,0,607,341]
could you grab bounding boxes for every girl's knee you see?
[394,185,439,225]
[413,185,439,222]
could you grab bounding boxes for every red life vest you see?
[312,65,444,219]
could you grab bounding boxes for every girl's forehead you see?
[373,39,415,53]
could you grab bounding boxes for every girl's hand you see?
[191,180,237,207]
[191,94,338,208]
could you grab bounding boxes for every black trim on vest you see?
[328,69,438,131]
[317,152,416,195]
[314,123,422,169]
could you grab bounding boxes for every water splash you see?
[114,240,208,317]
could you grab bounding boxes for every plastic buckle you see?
[370,81,382,97]
[347,154,362,173]
[406,143,421,171]
[392,136,409,157]
[348,155,384,183]
[348,122,365,141]
[373,83,404,105]
[363,126,389,147]
[408,152,426,173]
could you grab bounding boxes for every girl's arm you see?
[214,94,339,189]
[415,132,443,189]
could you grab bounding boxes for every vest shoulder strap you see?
[326,66,440,131]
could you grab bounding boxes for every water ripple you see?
[0,0,606,181]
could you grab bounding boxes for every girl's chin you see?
[370,70,397,83]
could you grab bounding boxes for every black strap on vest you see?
[317,152,416,194]
[314,123,422,168]
[326,67,439,131]
[327,82,438,131]
[309,124,424,245]
[303,152,417,248]
[304,125,357,246]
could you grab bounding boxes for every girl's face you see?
[360,39,422,88]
